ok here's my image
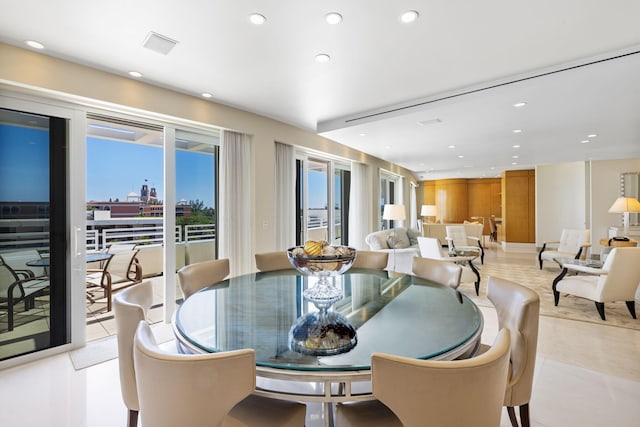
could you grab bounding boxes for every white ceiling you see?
[2,1,640,179]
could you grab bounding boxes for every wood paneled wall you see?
[422,178,501,235]
[502,170,536,243]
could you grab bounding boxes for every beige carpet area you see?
[459,262,640,331]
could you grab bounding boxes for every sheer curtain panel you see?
[219,131,252,276]
[348,162,372,249]
[275,142,296,249]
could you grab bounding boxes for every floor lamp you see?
[383,204,406,271]
[608,196,640,237]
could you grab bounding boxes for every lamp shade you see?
[383,204,406,221]
[608,197,640,213]
[421,205,437,217]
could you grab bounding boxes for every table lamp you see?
[421,205,437,236]
[608,196,640,237]
[383,204,406,271]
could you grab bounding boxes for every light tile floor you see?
[1,244,639,426]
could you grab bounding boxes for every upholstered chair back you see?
[352,250,389,269]
[113,280,154,425]
[177,258,230,299]
[417,236,445,259]
[133,321,255,427]
[599,247,640,301]
[372,329,511,427]
[487,277,539,408]
[412,256,462,290]
[558,229,590,254]
[254,251,295,272]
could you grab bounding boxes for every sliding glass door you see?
[0,107,69,361]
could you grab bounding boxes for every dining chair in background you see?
[86,249,141,312]
[335,328,512,427]
[177,258,230,299]
[484,277,540,427]
[133,321,307,427]
[254,251,294,272]
[351,250,389,269]
[411,256,462,290]
[417,236,480,294]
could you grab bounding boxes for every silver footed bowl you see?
[287,245,356,306]
[287,245,356,277]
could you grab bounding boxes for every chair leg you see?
[625,301,637,319]
[519,403,530,427]
[595,302,606,320]
[128,409,138,427]
[507,406,519,427]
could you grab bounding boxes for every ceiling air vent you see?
[143,31,178,55]
[417,118,442,126]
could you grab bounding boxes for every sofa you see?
[365,227,421,274]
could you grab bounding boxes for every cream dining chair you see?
[133,321,307,427]
[335,328,512,427]
[352,250,389,269]
[411,256,462,290]
[484,276,540,427]
[254,251,294,272]
[177,258,230,299]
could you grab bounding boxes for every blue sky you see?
[87,137,215,208]
[0,124,50,201]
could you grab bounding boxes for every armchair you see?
[417,237,480,295]
[445,225,484,264]
[86,250,142,311]
[538,228,590,270]
[553,247,640,320]
[0,263,49,331]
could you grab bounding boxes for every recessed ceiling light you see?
[128,71,143,78]
[581,140,590,144]
[201,92,213,98]
[25,40,44,49]
[325,12,343,25]
[400,10,419,23]
[512,144,521,148]
[512,162,518,165]
[513,102,527,108]
[384,145,391,149]
[315,53,331,63]
[359,133,366,137]
[588,134,598,138]
[490,166,496,170]
[512,155,519,159]
[448,145,456,149]
[512,129,522,134]
[457,155,464,159]
[248,13,266,25]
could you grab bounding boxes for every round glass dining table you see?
[173,268,483,425]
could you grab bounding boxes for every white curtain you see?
[348,162,372,249]
[275,142,296,249]
[219,130,252,276]
[410,182,418,231]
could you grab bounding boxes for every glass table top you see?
[174,268,483,371]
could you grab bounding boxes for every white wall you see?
[536,162,587,245]
[590,158,640,253]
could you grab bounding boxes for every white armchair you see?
[445,225,485,264]
[552,247,640,320]
[538,228,590,269]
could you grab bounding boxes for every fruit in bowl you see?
[287,241,356,276]
[287,241,357,306]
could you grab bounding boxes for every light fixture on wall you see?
[383,204,406,271]
[608,196,640,237]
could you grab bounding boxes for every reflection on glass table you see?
[173,268,483,427]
